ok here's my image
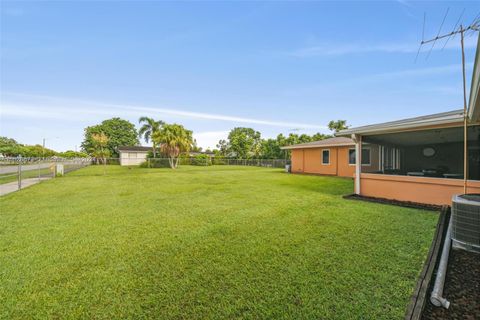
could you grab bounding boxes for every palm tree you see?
[152,123,193,169]
[91,132,109,174]
[138,117,164,158]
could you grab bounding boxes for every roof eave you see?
[337,113,464,136]
[468,34,480,122]
[281,143,355,150]
[118,147,151,152]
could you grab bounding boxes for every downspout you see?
[430,215,452,309]
[352,134,361,194]
[302,149,305,173]
[336,148,339,176]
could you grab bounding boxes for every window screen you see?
[349,148,371,165]
[362,149,371,165]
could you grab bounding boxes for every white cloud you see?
[282,63,472,97]
[0,92,327,130]
[193,131,230,150]
[395,0,413,8]
[288,36,478,57]
[365,62,474,80]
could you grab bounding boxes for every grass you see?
[0,165,438,319]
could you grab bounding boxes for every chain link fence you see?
[88,157,290,169]
[0,158,90,195]
[133,157,291,169]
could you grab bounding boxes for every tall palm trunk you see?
[175,156,180,168]
[168,156,175,169]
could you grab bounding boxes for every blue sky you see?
[1,1,479,151]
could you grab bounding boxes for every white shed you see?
[118,146,151,166]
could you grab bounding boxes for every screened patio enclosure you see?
[360,125,480,181]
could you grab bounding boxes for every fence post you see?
[148,158,151,168]
[18,162,22,190]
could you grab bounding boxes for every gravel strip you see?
[422,249,480,320]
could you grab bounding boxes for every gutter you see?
[336,110,464,136]
[280,143,355,150]
[338,118,463,136]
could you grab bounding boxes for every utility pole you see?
[42,138,46,159]
[460,26,468,194]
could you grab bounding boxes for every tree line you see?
[215,120,348,159]
[81,117,348,161]
[0,136,87,158]
[1,117,348,168]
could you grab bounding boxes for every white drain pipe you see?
[430,216,452,309]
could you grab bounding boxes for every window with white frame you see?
[128,152,137,159]
[322,149,330,165]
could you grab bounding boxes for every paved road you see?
[0,163,53,174]
[0,177,51,196]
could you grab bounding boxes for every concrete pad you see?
[0,177,51,196]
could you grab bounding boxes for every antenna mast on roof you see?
[417,11,480,194]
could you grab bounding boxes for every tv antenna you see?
[416,10,480,193]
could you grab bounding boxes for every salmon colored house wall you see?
[291,146,379,177]
[357,173,480,205]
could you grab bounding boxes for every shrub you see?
[191,154,212,166]
[212,156,226,165]
[139,159,171,168]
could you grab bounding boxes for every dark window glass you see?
[349,149,355,164]
[322,150,330,164]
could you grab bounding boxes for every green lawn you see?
[0,165,438,319]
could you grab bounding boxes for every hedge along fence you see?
[136,157,291,168]
[213,158,290,168]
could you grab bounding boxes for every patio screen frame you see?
[356,124,480,181]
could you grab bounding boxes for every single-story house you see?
[281,137,380,177]
[334,36,480,206]
[118,146,151,166]
[336,110,480,205]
